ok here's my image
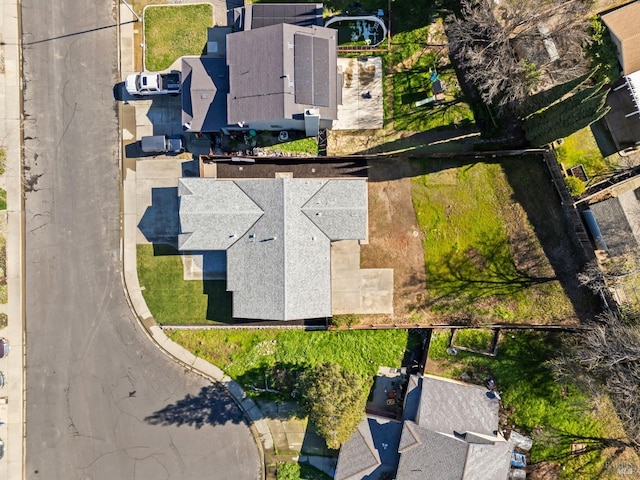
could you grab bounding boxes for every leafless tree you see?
[447,0,592,112]
[577,259,608,297]
[550,309,640,450]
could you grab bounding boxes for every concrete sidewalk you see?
[0,0,25,479]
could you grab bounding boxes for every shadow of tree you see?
[425,228,556,304]
[534,426,636,477]
[235,363,308,411]
[144,384,246,428]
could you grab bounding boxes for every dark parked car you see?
[140,135,184,154]
[0,338,9,358]
[0,438,4,460]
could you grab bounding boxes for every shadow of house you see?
[144,384,246,428]
[137,187,180,248]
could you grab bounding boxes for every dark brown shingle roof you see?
[226,23,338,125]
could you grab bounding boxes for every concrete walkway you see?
[0,0,25,478]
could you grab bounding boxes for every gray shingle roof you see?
[465,441,513,480]
[397,423,468,480]
[590,188,640,255]
[178,177,367,320]
[226,23,338,126]
[335,416,403,480]
[302,180,368,239]
[417,375,500,437]
[395,375,511,480]
[178,178,263,251]
[397,421,512,480]
[181,57,229,132]
[334,419,381,480]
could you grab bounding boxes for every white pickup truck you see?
[125,72,182,96]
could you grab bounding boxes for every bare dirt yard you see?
[359,159,428,323]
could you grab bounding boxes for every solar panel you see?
[248,3,323,29]
[294,34,314,105]
[313,37,330,107]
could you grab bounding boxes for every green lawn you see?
[555,127,611,180]
[144,4,213,71]
[451,328,494,352]
[0,188,6,210]
[411,157,579,324]
[428,330,616,478]
[167,328,410,390]
[390,27,474,131]
[137,244,232,325]
[261,137,319,156]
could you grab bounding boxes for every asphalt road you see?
[21,1,260,479]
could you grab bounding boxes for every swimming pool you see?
[324,16,387,47]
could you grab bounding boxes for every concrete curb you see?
[0,0,26,478]
[116,4,272,479]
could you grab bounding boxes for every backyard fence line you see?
[160,323,593,331]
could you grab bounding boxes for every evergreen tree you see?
[519,68,596,119]
[523,80,607,134]
[526,92,609,146]
[298,363,369,450]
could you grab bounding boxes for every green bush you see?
[564,176,586,197]
[588,17,621,84]
[0,313,7,328]
[277,462,301,480]
[0,149,6,175]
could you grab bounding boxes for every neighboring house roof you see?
[226,23,339,126]
[416,375,500,437]
[602,1,640,75]
[590,188,640,255]
[181,57,229,132]
[178,177,367,320]
[335,417,403,480]
[397,422,512,480]
[396,375,511,480]
[241,3,323,30]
